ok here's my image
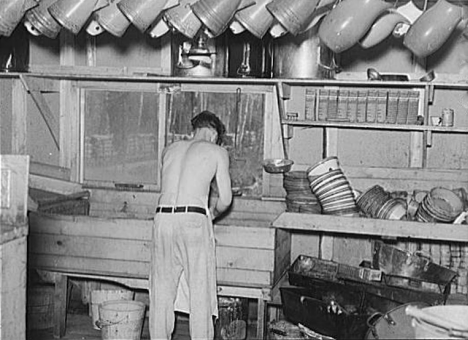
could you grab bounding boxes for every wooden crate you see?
[1,155,29,225]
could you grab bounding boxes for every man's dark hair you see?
[191,110,226,145]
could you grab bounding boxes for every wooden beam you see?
[273,212,468,242]
[11,80,28,154]
[19,75,60,150]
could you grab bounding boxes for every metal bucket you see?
[272,25,337,79]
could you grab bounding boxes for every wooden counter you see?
[28,208,290,339]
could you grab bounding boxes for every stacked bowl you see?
[356,185,392,218]
[416,187,464,223]
[307,157,358,216]
[283,171,321,214]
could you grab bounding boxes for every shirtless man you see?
[149,111,233,340]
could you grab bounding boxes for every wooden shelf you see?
[281,120,468,133]
[272,212,468,243]
[1,72,468,90]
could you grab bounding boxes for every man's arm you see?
[211,148,232,219]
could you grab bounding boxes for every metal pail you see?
[272,25,337,79]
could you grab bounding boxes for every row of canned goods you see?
[295,88,422,125]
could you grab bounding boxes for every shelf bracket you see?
[279,82,291,100]
[427,84,435,104]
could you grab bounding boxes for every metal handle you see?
[95,318,126,329]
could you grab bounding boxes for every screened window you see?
[82,88,160,187]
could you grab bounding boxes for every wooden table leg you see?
[53,274,68,339]
[256,298,267,340]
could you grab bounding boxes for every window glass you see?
[83,90,159,186]
[167,90,265,197]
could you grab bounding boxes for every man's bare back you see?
[159,135,232,216]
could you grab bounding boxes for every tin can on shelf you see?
[441,108,454,127]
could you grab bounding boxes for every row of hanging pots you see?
[1,0,465,59]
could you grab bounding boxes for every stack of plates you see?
[416,187,464,223]
[283,171,320,214]
[308,168,358,216]
[356,185,392,218]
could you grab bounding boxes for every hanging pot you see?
[403,0,463,58]
[190,0,254,37]
[0,0,37,36]
[234,0,274,39]
[318,0,392,53]
[24,0,63,39]
[272,24,337,79]
[360,10,410,49]
[92,0,131,37]
[266,0,320,36]
[163,0,202,39]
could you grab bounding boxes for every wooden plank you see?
[29,234,150,262]
[1,236,27,340]
[214,225,275,249]
[89,188,159,205]
[322,127,339,260]
[29,161,71,180]
[11,79,27,155]
[29,174,83,195]
[273,212,468,242]
[59,80,79,175]
[273,228,291,283]
[28,212,153,240]
[216,246,275,271]
[19,75,60,150]
[53,274,68,339]
[180,83,272,94]
[293,164,468,191]
[216,268,272,287]
[29,254,149,279]
[1,155,29,226]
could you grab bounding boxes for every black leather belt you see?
[156,206,206,215]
